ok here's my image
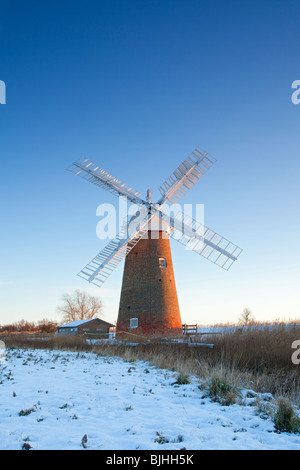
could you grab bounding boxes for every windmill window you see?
[159,257,167,268]
[130,318,138,329]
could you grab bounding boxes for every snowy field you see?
[1,348,300,450]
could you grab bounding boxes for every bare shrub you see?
[154,431,169,444]
[21,442,32,450]
[81,434,88,449]
[19,406,36,416]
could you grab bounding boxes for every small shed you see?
[57,318,114,339]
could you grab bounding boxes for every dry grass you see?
[2,323,300,406]
[273,398,300,433]
[203,374,241,406]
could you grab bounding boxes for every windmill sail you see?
[157,208,242,270]
[69,145,242,295]
[158,148,216,204]
[77,214,153,287]
[69,157,144,205]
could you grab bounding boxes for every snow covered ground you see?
[0,348,300,450]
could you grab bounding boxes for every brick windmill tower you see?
[69,148,242,338]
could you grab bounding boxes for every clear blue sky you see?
[1,0,300,326]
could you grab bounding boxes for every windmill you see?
[68,148,242,337]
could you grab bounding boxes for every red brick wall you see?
[116,231,182,337]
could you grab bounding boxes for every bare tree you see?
[57,289,103,324]
[239,308,255,326]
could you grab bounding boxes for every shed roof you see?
[58,318,114,328]
[58,319,93,328]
